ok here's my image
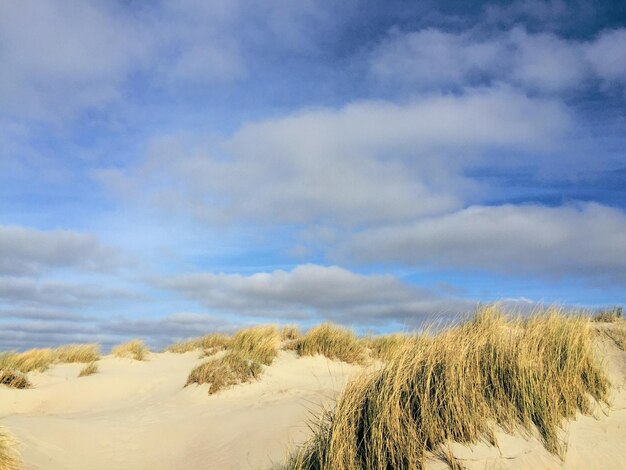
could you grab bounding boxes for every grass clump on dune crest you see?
[231,326,279,366]
[0,349,57,373]
[186,352,262,395]
[0,425,20,470]
[78,362,99,377]
[594,306,622,323]
[165,334,231,354]
[280,325,301,341]
[55,344,100,363]
[281,306,609,469]
[0,369,31,389]
[293,323,366,365]
[112,340,149,361]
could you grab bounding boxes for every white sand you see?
[1,335,625,470]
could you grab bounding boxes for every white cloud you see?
[340,203,626,283]
[368,25,626,93]
[101,87,571,226]
[159,264,473,323]
[0,225,119,275]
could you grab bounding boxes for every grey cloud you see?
[159,264,473,324]
[0,225,119,275]
[0,307,87,322]
[100,87,570,226]
[339,203,626,283]
[0,276,134,308]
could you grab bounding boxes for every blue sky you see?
[1,0,625,350]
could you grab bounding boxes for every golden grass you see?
[165,334,232,354]
[280,306,610,469]
[0,425,20,470]
[0,369,31,389]
[231,326,279,366]
[112,339,149,361]
[365,333,416,362]
[78,361,99,377]
[0,349,57,373]
[292,323,366,364]
[280,325,301,341]
[55,344,100,363]
[186,352,262,394]
[594,306,623,322]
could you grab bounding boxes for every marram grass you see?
[165,333,232,354]
[112,339,149,361]
[0,426,20,470]
[78,361,99,377]
[292,323,366,365]
[279,306,610,469]
[230,325,280,366]
[186,352,262,394]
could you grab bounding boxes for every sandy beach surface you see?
[1,334,625,470]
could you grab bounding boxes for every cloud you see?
[368,25,626,93]
[0,225,119,275]
[0,276,135,308]
[340,203,626,283]
[159,264,473,324]
[101,87,571,226]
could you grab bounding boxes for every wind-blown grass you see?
[365,333,416,362]
[292,323,366,365]
[186,352,262,394]
[55,344,100,363]
[230,326,279,365]
[78,362,99,377]
[112,339,149,361]
[0,425,20,470]
[280,325,301,341]
[280,306,610,469]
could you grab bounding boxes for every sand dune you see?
[1,328,625,469]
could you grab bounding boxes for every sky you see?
[1,0,625,351]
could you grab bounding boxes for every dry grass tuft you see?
[280,306,610,469]
[0,425,21,470]
[112,339,149,361]
[231,326,279,365]
[594,306,623,322]
[0,349,57,373]
[0,369,31,389]
[78,361,99,377]
[280,325,301,341]
[55,344,100,363]
[186,352,262,394]
[165,334,232,354]
[293,323,366,364]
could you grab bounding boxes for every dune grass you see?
[594,306,623,322]
[186,352,262,394]
[0,348,57,373]
[0,369,31,389]
[292,323,366,365]
[230,326,280,365]
[0,425,20,470]
[165,333,232,354]
[280,325,301,341]
[280,306,610,469]
[55,344,100,363]
[78,361,99,377]
[112,339,149,361]
[364,333,417,362]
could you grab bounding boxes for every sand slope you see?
[0,351,359,470]
[1,334,625,469]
